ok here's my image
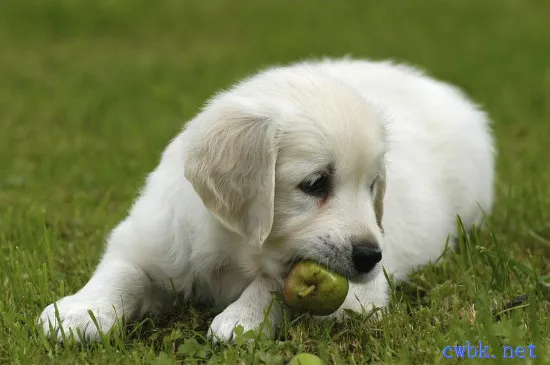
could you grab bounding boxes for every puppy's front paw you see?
[314,274,389,322]
[39,295,120,343]
[316,298,384,323]
[208,301,280,343]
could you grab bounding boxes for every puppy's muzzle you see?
[351,242,382,273]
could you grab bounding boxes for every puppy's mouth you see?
[285,256,379,283]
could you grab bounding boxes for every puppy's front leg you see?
[39,259,151,342]
[208,276,282,343]
[39,220,152,343]
[315,270,389,322]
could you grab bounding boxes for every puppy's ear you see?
[374,168,386,233]
[184,99,277,247]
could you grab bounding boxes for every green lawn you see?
[1,0,549,364]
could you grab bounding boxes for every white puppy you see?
[39,58,495,343]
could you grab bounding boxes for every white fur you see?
[39,58,495,343]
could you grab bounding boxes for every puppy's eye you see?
[298,174,331,198]
[370,176,378,194]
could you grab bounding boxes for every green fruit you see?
[288,353,326,365]
[283,260,349,316]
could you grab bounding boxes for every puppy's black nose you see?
[352,243,382,273]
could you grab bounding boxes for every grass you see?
[1,0,549,363]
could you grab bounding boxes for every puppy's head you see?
[184,66,388,281]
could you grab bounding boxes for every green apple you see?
[283,260,349,316]
[288,353,326,365]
